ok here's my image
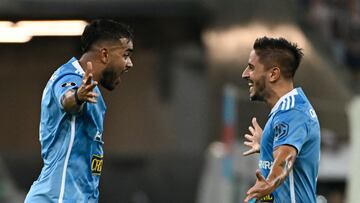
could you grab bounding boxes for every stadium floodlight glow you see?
[203,22,312,64]
[0,21,32,43]
[0,20,88,43]
[17,20,88,36]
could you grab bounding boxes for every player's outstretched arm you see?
[61,62,99,114]
[243,117,262,156]
[244,145,297,202]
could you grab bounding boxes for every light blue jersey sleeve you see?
[53,73,83,109]
[272,109,308,153]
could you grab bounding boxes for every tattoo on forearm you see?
[280,160,286,169]
[287,160,292,170]
[271,154,294,188]
[281,157,293,170]
[274,178,281,187]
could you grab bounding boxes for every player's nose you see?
[242,66,250,79]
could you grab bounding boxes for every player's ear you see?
[269,66,280,82]
[99,48,109,64]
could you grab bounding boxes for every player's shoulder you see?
[273,107,307,122]
[273,104,317,125]
[272,88,316,121]
[58,57,83,76]
[270,88,299,116]
[49,57,83,83]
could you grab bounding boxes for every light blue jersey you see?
[258,88,320,203]
[25,57,106,203]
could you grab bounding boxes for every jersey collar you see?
[269,88,299,116]
[71,58,85,75]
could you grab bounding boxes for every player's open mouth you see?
[118,69,128,82]
[248,82,254,92]
[122,67,130,74]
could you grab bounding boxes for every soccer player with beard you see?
[241,37,320,203]
[25,19,133,203]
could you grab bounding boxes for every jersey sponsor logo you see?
[259,193,274,202]
[274,122,289,142]
[91,155,103,175]
[61,82,76,87]
[259,160,273,170]
[309,108,317,118]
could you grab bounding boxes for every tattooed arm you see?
[267,145,297,188]
[244,145,297,202]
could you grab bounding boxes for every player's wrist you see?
[74,88,85,106]
[254,144,260,153]
[267,174,284,191]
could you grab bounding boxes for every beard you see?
[249,75,267,101]
[99,68,118,91]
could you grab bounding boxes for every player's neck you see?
[266,81,294,109]
[78,54,101,82]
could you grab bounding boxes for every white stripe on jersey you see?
[285,97,291,110]
[290,170,296,203]
[271,89,298,114]
[291,95,295,108]
[72,60,85,75]
[281,100,286,110]
[58,116,76,203]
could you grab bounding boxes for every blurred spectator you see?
[300,0,360,92]
[321,128,338,151]
[306,0,332,39]
[345,18,360,91]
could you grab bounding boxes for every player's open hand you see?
[76,62,98,103]
[243,117,262,156]
[244,170,273,202]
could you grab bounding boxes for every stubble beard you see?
[100,68,117,91]
[249,76,267,102]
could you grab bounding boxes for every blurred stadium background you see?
[0,0,359,202]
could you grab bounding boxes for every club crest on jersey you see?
[94,131,104,144]
[259,193,274,203]
[91,155,103,175]
[61,82,76,87]
[274,122,289,142]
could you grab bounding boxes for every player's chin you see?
[249,91,255,100]
[101,81,117,91]
[250,94,264,102]
[109,82,119,91]
[249,92,259,101]
[107,86,116,91]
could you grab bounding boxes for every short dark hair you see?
[81,19,133,54]
[253,36,303,79]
